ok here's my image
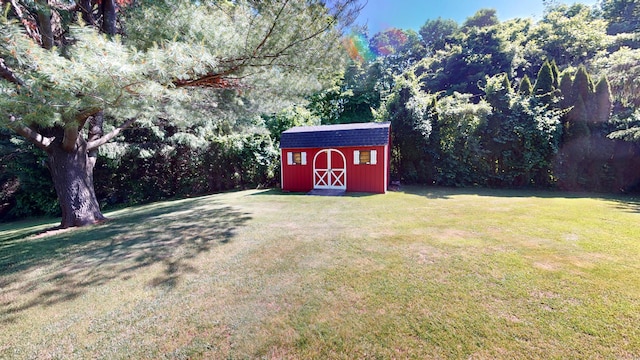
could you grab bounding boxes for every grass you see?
[1,186,640,359]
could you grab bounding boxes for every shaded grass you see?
[1,187,640,359]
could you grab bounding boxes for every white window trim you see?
[287,151,307,165]
[354,149,377,165]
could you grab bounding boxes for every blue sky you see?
[355,0,598,35]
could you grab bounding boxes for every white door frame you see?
[313,149,347,190]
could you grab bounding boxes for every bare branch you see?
[7,117,54,151]
[50,0,78,12]
[61,122,79,152]
[87,118,136,151]
[60,107,101,152]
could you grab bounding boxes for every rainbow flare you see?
[343,32,375,63]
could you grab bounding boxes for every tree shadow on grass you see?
[0,195,251,324]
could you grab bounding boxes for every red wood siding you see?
[281,145,390,194]
[342,145,387,193]
[281,148,314,192]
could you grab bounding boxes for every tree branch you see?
[8,117,54,151]
[87,118,136,151]
[0,59,26,86]
[79,0,96,26]
[8,0,41,43]
[251,0,289,59]
[60,108,101,152]
[36,0,54,50]
[268,0,362,59]
[61,123,79,152]
[173,0,362,89]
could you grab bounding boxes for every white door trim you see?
[313,149,347,190]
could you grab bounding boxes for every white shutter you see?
[354,150,360,165]
[370,150,377,165]
[287,152,293,165]
[301,152,307,165]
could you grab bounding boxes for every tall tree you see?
[415,24,513,96]
[1,0,362,227]
[600,0,640,35]
[419,17,459,53]
[518,75,533,96]
[572,65,595,108]
[378,72,435,183]
[594,76,613,124]
[558,71,574,108]
[462,8,499,29]
[534,60,556,105]
[532,4,609,66]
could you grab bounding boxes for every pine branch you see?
[251,0,289,60]
[8,116,54,151]
[87,118,136,151]
[8,0,41,43]
[173,68,240,88]
[0,58,26,86]
[173,0,360,89]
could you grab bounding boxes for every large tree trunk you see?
[47,134,106,228]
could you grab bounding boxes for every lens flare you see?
[343,32,375,63]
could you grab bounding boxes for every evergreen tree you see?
[565,95,592,140]
[594,76,613,123]
[0,0,362,228]
[485,73,513,110]
[534,61,556,105]
[518,75,533,96]
[463,9,499,29]
[559,72,575,108]
[550,60,560,89]
[572,65,595,108]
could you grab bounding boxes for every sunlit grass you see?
[1,187,639,358]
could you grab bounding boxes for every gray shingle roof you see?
[280,122,390,149]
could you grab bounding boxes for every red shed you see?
[280,122,391,194]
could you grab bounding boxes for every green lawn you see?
[1,187,640,359]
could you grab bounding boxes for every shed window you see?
[287,151,307,165]
[354,150,377,165]
[360,151,371,164]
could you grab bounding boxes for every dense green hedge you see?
[1,131,280,221]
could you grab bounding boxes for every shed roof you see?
[280,122,390,149]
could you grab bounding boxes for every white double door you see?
[313,149,346,190]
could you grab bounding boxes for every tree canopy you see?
[0,0,362,225]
